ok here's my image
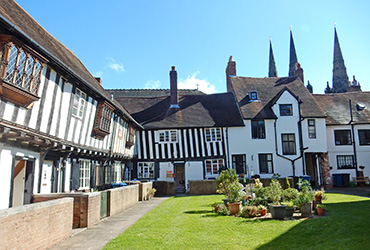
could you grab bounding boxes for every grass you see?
[103,193,370,250]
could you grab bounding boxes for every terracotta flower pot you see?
[259,209,267,216]
[316,207,326,216]
[228,201,241,215]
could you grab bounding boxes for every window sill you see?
[0,80,39,108]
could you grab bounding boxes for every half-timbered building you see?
[0,0,141,209]
[110,66,244,192]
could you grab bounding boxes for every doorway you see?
[305,153,320,188]
[11,159,34,207]
[175,163,185,193]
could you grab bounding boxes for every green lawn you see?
[104,193,370,250]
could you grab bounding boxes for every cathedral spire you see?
[268,38,278,77]
[332,26,349,93]
[288,27,298,77]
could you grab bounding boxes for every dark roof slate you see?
[0,0,140,127]
[114,92,245,129]
[230,76,326,119]
[313,92,370,125]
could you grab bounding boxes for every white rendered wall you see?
[158,162,174,181]
[327,124,370,180]
[0,148,13,209]
[185,161,203,191]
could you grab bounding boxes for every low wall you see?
[139,182,153,201]
[109,184,139,216]
[189,180,217,195]
[153,181,175,196]
[33,192,100,228]
[253,177,294,189]
[0,198,73,250]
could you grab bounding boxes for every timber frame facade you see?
[0,0,142,209]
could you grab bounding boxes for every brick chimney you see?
[226,56,236,92]
[226,56,236,93]
[170,66,179,108]
[95,77,102,85]
[294,62,304,83]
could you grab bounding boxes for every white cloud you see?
[144,80,161,89]
[105,57,125,72]
[178,71,216,94]
[94,70,103,77]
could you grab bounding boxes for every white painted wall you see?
[228,90,327,179]
[327,124,370,180]
[185,161,203,191]
[0,148,12,209]
[158,162,174,181]
[0,146,40,209]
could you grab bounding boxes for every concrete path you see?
[49,196,169,250]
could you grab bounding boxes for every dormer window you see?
[93,100,114,139]
[249,90,258,101]
[0,34,47,108]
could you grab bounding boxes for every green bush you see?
[283,188,299,201]
[240,205,259,218]
[266,179,283,205]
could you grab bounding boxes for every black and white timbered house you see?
[110,66,244,192]
[0,0,141,209]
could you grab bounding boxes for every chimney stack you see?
[170,66,179,108]
[226,56,236,93]
[294,62,304,83]
[95,77,102,85]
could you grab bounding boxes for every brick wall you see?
[139,182,153,201]
[109,184,139,216]
[0,198,73,250]
[33,192,100,228]
[153,181,175,196]
[189,180,218,195]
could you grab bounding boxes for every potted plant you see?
[258,204,267,216]
[267,179,286,219]
[226,182,244,215]
[294,179,314,217]
[217,169,239,207]
[283,201,295,217]
[148,188,156,198]
[314,189,326,204]
[316,204,326,216]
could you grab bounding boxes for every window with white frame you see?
[79,160,90,189]
[72,88,86,119]
[308,119,316,139]
[205,159,224,177]
[205,128,222,142]
[158,130,177,143]
[138,162,154,178]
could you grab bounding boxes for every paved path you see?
[49,196,169,250]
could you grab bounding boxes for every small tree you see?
[266,179,283,205]
[216,169,241,202]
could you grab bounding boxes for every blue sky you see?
[16,0,370,94]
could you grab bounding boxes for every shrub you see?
[240,205,259,218]
[213,203,229,215]
[216,169,239,196]
[266,179,283,205]
[283,188,299,201]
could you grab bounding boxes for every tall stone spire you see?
[289,27,298,77]
[332,26,349,93]
[268,39,278,77]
